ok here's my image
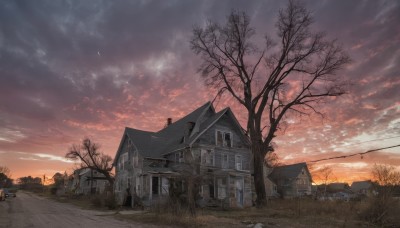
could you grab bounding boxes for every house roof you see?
[328,182,350,190]
[114,101,249,164]
[269,162,311,182]
[351,180,372,192]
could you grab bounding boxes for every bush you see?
[360,195,400,226]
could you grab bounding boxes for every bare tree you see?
[265,152,284,167]
[190,0,350,205]
[0,166,11,177]
[372,164,400,186]
[66,137,114,187]
[363,164,400,225]
[312,165,336,197]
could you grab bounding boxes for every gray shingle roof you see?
[351,180,372,191]
[119,102,214,159]
[269,162,309,181]
[115,101,249,174]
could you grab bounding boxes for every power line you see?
[308,144,400,163]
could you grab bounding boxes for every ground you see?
[2,191,397,227]
[115,198,386,228]
[0,191,158,228]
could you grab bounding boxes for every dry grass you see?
[118,199,378,228]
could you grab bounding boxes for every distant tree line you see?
[0,166,13,188]
[18,176,43,191]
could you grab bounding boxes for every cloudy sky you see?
[0,0,399,183]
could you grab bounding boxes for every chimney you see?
[167,118,172,126]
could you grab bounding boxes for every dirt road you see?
[0,191,156,228]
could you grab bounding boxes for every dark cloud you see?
[0,0,399,180]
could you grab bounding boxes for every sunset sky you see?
[0,0,399,184]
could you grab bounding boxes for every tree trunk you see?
[252,140,267,207]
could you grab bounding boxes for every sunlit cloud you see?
[17,152,75,164]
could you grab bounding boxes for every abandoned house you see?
[113,102,253,208]
[351,180,374,196]
[268,162,312,198]
[68,168,109,195]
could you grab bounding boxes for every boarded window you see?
[161,178,169,195]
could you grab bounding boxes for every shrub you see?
[359,195,400,226]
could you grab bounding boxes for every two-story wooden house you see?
[68,168,109,195]
[268,162,312,198]
[113,102,253,208]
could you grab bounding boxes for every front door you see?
[235,177,244,207]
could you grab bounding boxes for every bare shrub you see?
[360,164,400,226]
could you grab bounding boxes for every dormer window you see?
[216,130,232,147]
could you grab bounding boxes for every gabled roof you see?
[269,162,311,182]
[114,101,249,163]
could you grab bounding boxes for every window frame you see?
[235,154,242,170]
[222,153,229,169]
[215,130,233,148]
[201,149,215,166]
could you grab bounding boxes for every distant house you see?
[327,182,351,192]
[113,102,253,208]
[70,168,109,195]
[351,180,374,196]
[323,182,353,201]
[268,162,312,198]
[263,165,279,198]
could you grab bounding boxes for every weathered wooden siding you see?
[114,134,146,206]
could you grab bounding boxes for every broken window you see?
[152,176,159,195]
[216,130,223,146]
[224,133,231,147]
[216,130,233,147]
[201,149,214,166]
[209,182,215,199]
